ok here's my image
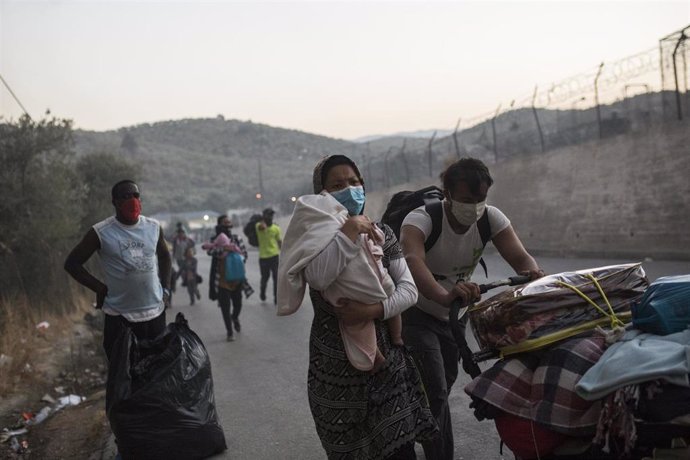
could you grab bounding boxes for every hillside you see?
[73,117,366,214]
[71,92,670,215]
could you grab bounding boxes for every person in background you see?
[256,208,282,305]
[179,247,201,306]
[205,215,252,342]
[172,227,195,271]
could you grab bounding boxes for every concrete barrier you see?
[365,122,690,261]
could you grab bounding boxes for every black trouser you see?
[402,307,459,460]
[103,311,167,363]
[186,277,199,304]
[259,255,279,302]
[387,442,417,459]
[218,287,242,336]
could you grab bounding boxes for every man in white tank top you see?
[400,158,544,460]
[64,180,172,362]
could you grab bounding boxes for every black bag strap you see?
[477,209,491,247]
[423,200,443,252]
[455,317,482,378]
[426,203,491,277]
[476,209,491,278]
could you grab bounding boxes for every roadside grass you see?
[0,289,112,460]
[0,289,93,397]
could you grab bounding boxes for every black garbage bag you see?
[106,313,227,460]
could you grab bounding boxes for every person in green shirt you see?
[256,208,282,304]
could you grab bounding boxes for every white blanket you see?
[276,193,394,370]
[277,192,393,314]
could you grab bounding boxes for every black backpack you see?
[243,214,263,247]
[383,186,492,380]
[380,185,491,276]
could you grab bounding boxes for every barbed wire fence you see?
[363,24,689,191]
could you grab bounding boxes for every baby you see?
[201,232,241,257]
[323,225,402,373]
[277,193,404,373]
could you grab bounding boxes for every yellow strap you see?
[555,276,625,328]
[498,312,632,358]
[585,273,625,328]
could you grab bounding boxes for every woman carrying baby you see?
[204,215,253,342]
[277,155,436,459]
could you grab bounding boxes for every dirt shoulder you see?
[0,312,112,460]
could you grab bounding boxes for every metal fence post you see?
[452,117,462,158]
[491,104,501,158]
[427,131,437,177]
[399,140,410,183]
[366,157,374,192]
[531,86,546,153]
[384,147,393,189]
[594,62,605,139]
[672,29,687,120]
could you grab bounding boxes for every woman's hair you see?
[312,155,364,194]
[215,214,228,235]
[441,158,493,195]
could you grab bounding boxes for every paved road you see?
[172,249,689,460]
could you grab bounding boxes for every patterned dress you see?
[307,225,437,459]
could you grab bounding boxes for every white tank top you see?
[93,216,164,322]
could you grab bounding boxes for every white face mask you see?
[449,199,486,226]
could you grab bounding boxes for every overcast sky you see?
[1,1,688,139]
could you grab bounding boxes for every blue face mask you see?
[330,186,365,215]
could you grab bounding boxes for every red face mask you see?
[120,198,142,222]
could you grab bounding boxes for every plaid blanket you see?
[464,334,607,436]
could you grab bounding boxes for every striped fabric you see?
[306,225,437,459]
[464,335,607,436]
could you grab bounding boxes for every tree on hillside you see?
[0,115,81,303]
[120,131,139,155]
[76,152,138,233]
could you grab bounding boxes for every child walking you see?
[181,247,201,305]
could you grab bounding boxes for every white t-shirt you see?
[401,204,510,321]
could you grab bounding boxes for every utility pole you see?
[257,153,264,200]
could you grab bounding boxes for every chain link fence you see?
[363,24,689,191]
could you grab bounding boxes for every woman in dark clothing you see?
[278,155,437,459]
